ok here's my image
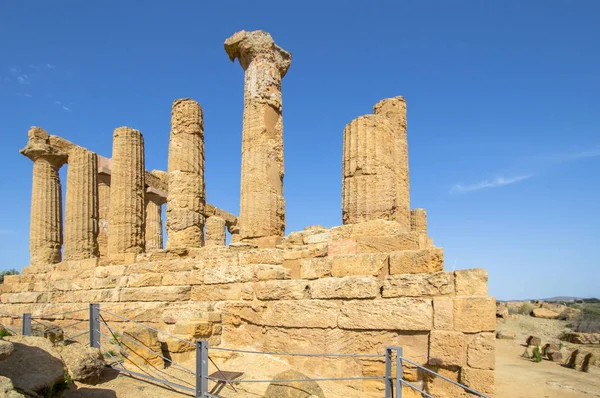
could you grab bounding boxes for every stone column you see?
[228,224,241,243]
[63,147,99,260]
[224,30,291,247]
[205,216,226,246]
[410,208,427,234]
[20,127,67,266]
[107,127,145,259]
[145,193,164,251]
[374,97,410,230]
[97,173,111,257]
[166,99,205,249]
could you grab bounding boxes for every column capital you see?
[224,30,291,76]
[20,127,67,165]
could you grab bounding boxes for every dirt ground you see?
[64,315,600,398]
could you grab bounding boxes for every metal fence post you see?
[196,340,208,397]
[22,313,31,336]
[385,347,393,398]
[89,303,100,348]
[396,347,403,398]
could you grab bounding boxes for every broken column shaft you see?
[97,173,110,257]
[63,147,99,260]
[166,99,205,249]
[224,30,291,247]
[107,127,146,258]
[20,127,67,266]
[145,193,164,251]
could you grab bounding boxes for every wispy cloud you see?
[17,75,29,84]
[53,100,71,112]
[546,146,600,164]
[46,63,54,69]
[451,175,531,194]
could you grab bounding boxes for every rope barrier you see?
[210,346,386,358]
[207,375,386,383]
[33,308,87,318]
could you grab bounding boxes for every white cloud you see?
[17,75,29,84]
[46,63,54,69]
[62,106,71,112]
[451,175,531,194]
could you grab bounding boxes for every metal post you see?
[385,347,393,398]
[22,313,31,336]
[396,347,403,398]
[89,303,100,348]
[196,340,208,397]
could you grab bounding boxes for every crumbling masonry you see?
[1,30,496,397]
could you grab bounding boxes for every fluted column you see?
[107,127,145,258]
[205,216,226,246]
[224,30,291,247]
[166,99,205,249]
[63,147,99,260]
[410,208,427,234]
[145,193,164,251]
[97,173,110,257]
[20,127,67,266]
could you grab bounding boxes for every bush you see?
[519,303,535,315]
[532,346,543,363]
[574,304,600,333]
[0,269,19,284]
[0,328,12,338]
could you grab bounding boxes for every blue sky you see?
[0,1,598,300]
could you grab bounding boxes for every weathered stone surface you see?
[3,335,67,394]
[454,268,488,296]
[327,238,357,257]
[21,127,67,266]
[453,296,496,333]
[526,335,542,347]
[64,147,99,261]
[204,265,255,284]
[460,367,495,396]
[331,253,388,277]
[389,249,444,274]
[255,264,291,280]
[496,331,516,340]
[467,332,495,370]
[264,369,325,398]
[382,272,454,298]
[300,257,331,279]
[338,298,432,330]
[121,325,163,367]
[581,353,596,372]
[356,234,420,254]
[107,127,145,257]
[237,300,339,328]
[192,283,254,301]
[424,366,464,398]
[428,330,466,366]
[225,30,290,244]
[560,332,600,345]
[239,248,284,265]
[145,194,164,250]
[59,344,105,381]
[167,98,205,249]
[205,216,226,246]
[433,296,454,330]
[120,286,191,302]
[174,320,212,337]
[547,351,563,362]
[532,308,560,319]
[0,376,24,398]
[0,339,14,360]
[410,208,427,234]
[309,276,379,299]
[255,280,308,300]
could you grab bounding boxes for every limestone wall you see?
[0,220,496,396]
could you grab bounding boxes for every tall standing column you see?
[64,147,99,260]
[20,127,67,266]
[205,216,226,246]
[97,173,111,257]
[107,127,145,259]
[166,99,205,249]
[145,193,164,251]
[224,30,291,247]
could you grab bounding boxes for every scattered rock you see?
[496,304,509,319]
[531,308,560,319]
[526,336,541,347]
[542,343,559,356]
[59,343,105,382]
[566,349,582,369]
[547,351,563,362]
[581,353,596,372]
[31,320,64,344]
[0,376,25,398]
[560,332,600,345]
[264,369,326,398]
[496,331,516,340]
[0,339,14,360]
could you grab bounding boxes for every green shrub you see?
[519,303,535,315]
[532,346,543,362]
[0,269,19,284]
[0,329,12,338]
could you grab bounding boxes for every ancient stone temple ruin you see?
[1,30,495,396]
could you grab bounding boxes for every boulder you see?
[531,308,560,319]
[542,343,560,356]
[496,304,509,319]
[547,351,563,362]
[566,349,583,369]
[496,331,516,340]
[264,370,326,398]
[526,336,541,347]
[558,307,581,321]
[0,376,25,398]
[59,343,105,382]
[581,353,596,372]
[31,320,64,343]
[0,339,14,360]
[2,336,67,395]
[121,325,164,367]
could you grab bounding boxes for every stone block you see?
[120,286,191,302]
[454,268,488,296]
[2,275,20,284]
[121,325,163,367]
[304,231,331,244]
[254,280,308,300]
[356,234,420,254]
[191,284,253,301]
[467,332,495,370]
[196,246,239,268]
[381,272,454,298]
[331,254,388,278]
[424,366,464,398]
[433,296,454,330]
[94,265,127,278]
[460,367,495,396]
[188,270,204,285]
[327,239,357,257]
[161,272,190,286]
[2,292,48,304]
[428,330,466,366]
[174,320,212,337]
[338,298,432,330]
[454,296,496,333]
[282,259,302,279]
[93,276,128,289]
[127,273,162,287]
[239,249,284,265]
[238,300,339,328]
[389,249,444,274]
[164,335,196,353]
[255,264,291,281]
[283,243,328,260]
[309,277,379,299]
[203,265,254,284]
[300,257,332,280]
